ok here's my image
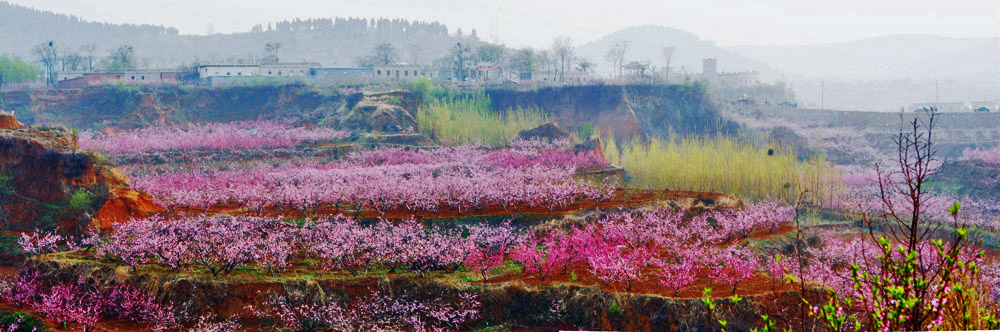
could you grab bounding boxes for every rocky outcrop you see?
[518,122,571,142]
[769,126,814,159]
[0,112,21,129]
[331,91,420,133]
[92,187,164,230]
[574,135,605,158]
[0,114,157,234]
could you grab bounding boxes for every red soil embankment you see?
[92,188,164,230]
[0,112,163,235]
[172,188,736,220]
[0,113,22,129]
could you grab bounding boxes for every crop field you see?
[2,105,999,332]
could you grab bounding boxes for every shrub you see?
[68,189,93,211]
[0,171,14,196]
[409,77,434,102]
[0,56,40,89]
[416,92,547,146]
[0,309,51,332]
[607,135,840,202]
[384,96,403,106]
[607,300,624,321]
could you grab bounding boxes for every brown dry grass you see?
[939,269,1000,330]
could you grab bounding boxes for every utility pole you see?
[820,81,825,110]
[935,79,939,108]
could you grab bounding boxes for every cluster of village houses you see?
[55,62,432,88]
[55,56,769,90]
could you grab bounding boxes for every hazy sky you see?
[9,0,1000,47]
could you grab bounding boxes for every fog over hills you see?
[729,35,999,110]
[576,26,999,110]
[575,25,785,81]
[730,34,1000,80]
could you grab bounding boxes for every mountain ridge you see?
[0,1,475,68]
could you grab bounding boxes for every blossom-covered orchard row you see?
[79,120,351,154]
[20,208,1000,330]
[833,165,1000,229]
[129,145,612,216]
[48,200,799,295]
[0,271,177,331]
[0,270,480,332]
[963,145,1000,165]
[736,115,880,164]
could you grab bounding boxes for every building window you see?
[131,76,135,80]
[377,70,381,75]
[413,70,418,76]
[227,72,231,76]
[404,71,408,77]
[268,71,272,75]
[141,76,145,80]
[278,71,282,75]
[238,72,242,76]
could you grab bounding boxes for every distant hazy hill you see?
[0,1,475,68]
[729,34,1000,80]
[729,35,999,110]
[575,25,784,80]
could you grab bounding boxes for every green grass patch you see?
[0,308,52,332]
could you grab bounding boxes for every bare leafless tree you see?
[62,52,84,71]
[868,109,943,250]
[80,43,97,71]
[449,42,472,80]
[551,36,574,82]
[662,46,676,82]
[107,45,136,71]
[264,42,281,64]
[360,43,400,66]
[576,57,595,75]
[846,108,972,331]
[604,40,629,78]
[406,43,425,66]
[535,50,553,81]
[32,41,59,86]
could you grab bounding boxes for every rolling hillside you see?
[575,25,784,81]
